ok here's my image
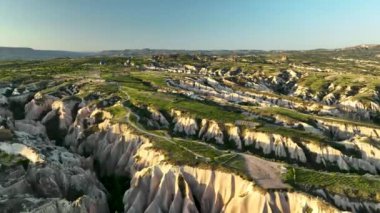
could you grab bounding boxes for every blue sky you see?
[0,0,379,51]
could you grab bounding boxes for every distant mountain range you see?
[0,47,267,60]
[1,45,380,60]
[0,47,90,60]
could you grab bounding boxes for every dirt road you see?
[241,153,291,189]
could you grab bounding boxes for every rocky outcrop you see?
[0,142,44,163]
[141,105,380,175]
[124,165,338,213]
[24,93,57,120]
[0,131,109,212]
[171,110,198,136]
[14,119,48,140]
[243,129,307,163]
[316,118,380,140]
[170,111,244,148]
[304,142,377,174]
[311,189,380,212]
[338,136,380,170]
[130,104,380,176]
[225,123,242,149]
[123,166,198,213]
[199,119,224,144]
[65,107,160,177]
[0,163,109,213]
[147,106,169,128]
[168,74,380,122]
[332,194,380,212]
[41,98,80,132]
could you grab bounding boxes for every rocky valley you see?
[1,47,380,213]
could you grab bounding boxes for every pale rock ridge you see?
[0,142,44,163]
[339,136,380,170]
[123,165,198,213]
[171,110,198,136]
[242,129,307,163]
[148,106,170,128]
[61,104,339,212]
[99,103,380,176]
[272,111,380,141]
[304,142,350,171]
[316,119,380,139]
[65,113,155,177]
[332,194,380,212]
[292,86,311,100]
[41,99,79,132]
[166,109,242,148]
[303,142,377,174]
[14,119,48,140]
[168,75,380,121]
[65,107,166,174]
[124,165,339,213]
[168,77,310,113]
[322,93,337,105]
[311,188,380,212]
[339,99,380,113]
[24,94,57,120]
[281,137,307,163]
[90,108,112,123]
[225,123,242,149]
[274,116,323,136]
[198,119,224,144]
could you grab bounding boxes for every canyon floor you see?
[1,46,380,212]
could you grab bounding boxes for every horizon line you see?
[1,44,379,53]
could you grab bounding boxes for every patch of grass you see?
[0,150,29,168]
[283,167,380,202]
[173,138,222,159]
[130,71,169,88]
[151,137,251,181]
[78,82,119,98]
[105,104,128,123]
[257,124,327,144]
[104,73,244,122]
[255,107,311,123]
[151,137,203,165]
[123,86,243,122]
[39,80,74,95]
[299,73,329,93]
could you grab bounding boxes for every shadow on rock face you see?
[43,113,66,146]
[92,158,131,213]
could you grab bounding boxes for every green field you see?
[102,72,245,122]
[283,167,380,202]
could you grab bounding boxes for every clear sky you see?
[1,0,379,51]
